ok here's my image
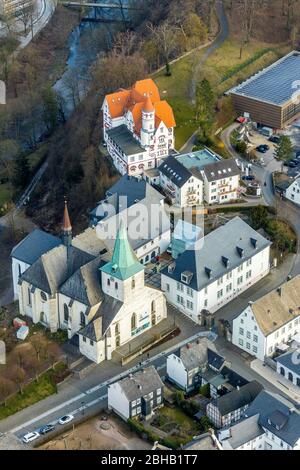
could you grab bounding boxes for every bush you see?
[199,383,210,398]
[235,140,247,155]
[199,416,213,432]
[127,419,160,444]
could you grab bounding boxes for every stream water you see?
[53,1,128,116]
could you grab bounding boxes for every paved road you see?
[0,331,216,440]
[190,0,229,104]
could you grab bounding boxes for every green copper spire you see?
[101,220,144,281]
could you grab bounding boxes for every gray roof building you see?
[21,245,94,295]
[78,296,123,341]
[207,349,225,372]
[202,158,240,183]
[106,125,145,156]
[11,229,61,265]
[179,339,209,371]
[276,349,300,376]
[211,381,263,417]
[219,414,264,449]
[60,257,104,307]
[159,155,194,188]
[115,366,163,402]
[162,217,271,292]
[244,390,300,447]
[106,174,163,207]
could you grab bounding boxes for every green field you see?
[0,363,67,420]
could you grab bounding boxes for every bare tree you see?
[0,376,14,405]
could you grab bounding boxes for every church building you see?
[13,203,167,364]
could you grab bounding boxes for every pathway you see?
[190,0,229,104]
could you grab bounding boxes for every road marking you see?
[9,330,214,434]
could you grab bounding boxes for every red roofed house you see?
[102,79,176,176]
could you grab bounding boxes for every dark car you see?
[288,161,297,168]
[39,424,55,435]
[256,145,268,153]
[242,175,255,181]
[269,135,281,144]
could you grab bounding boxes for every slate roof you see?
[202,158,240,183]
[249,275,300,336]
[11,229,61,265]
[212,381,263,416]
[207,349,225,372]
[106,175,163,209]
[162,217,271,291]
[60,257,103,307]
[245,390,300,447]
[106,125,145,156]
[116,366,163,402]
[179,339,208,371]
[276,349,300,377]
[78,295,123,341]
[228,51,300,106]
[21,245,94,295]
[159,155,193,188]
[183,434,218,450]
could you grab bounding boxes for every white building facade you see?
[232,276,300,361]
[285,178,300,206]
[159,156,203,208]
[161,217,271,322]
[201,158,240,204]
[102,79,176,177]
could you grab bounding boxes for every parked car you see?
[39,424,55,435]
[58,414,74,425]
[288,161,297,168]
[256,145,268,153]
[269,135,281,144]
[242,175,255,181]
[22,432,40,443]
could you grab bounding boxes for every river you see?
[53,1,128,116]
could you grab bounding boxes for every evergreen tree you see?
[42,85,60,133]
[274,136,293,162]
[195,79,215,140]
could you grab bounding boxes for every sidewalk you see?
[251,359,300,403]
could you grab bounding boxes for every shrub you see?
[199,383,210,398]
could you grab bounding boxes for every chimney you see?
[277,288,282,297]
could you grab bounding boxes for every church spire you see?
[62,199,72,247]
[101,220,144,281]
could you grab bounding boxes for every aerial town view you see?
[1,0,300,459]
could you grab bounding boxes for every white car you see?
[22,431,40,443]
[58,414,74,425]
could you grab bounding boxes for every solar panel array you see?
[230,52,300,105]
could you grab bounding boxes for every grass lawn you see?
[152,405,200,447]
[0,363,67,420]
[154,37,290,150]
